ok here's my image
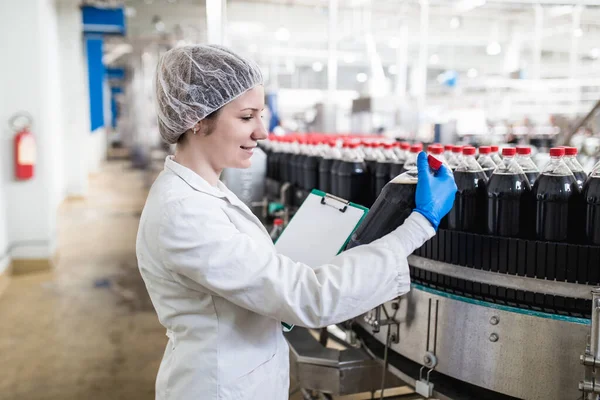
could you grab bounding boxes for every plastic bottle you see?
[532,147,580,242]
[401,143,423,173]
[329,140,345,196]
[318,140,336,193]
[476,146,497,178]
[301,138,321,191]
[428,144,447,165]
[279,137,293,183]
[375,143,399,198]
[515,146,540,186]
[363,141,383,208]
[490,145,503,166]
[389,142,409,181]
[447,146,488,232]
[444,144,455,165]
[270,218,285,241]
[583,162,600,245]
[486,147,532,237]
[337,142,368,205]
[563,147,588,189]
[345,154,443,249]
[449,145,464,170]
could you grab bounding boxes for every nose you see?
[251,119,268,141]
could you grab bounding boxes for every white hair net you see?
[154,44,263,144]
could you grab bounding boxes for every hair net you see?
[154,44,264,144]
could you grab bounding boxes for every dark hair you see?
[176,108,222,146]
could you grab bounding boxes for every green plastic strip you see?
[411,283,591,326]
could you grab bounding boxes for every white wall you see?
[57,1,91,197]
[0,0,66,261]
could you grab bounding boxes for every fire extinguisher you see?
[10,112,36,181]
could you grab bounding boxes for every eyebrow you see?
[240,107,264,112]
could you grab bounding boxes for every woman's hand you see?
[414,152,457,230]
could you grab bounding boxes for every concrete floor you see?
[0,160,418,400]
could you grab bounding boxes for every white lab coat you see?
[136,156,435,400]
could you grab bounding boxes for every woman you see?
[136,44,456,400]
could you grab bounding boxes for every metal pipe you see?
[591,288,600,361]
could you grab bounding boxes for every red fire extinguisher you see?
[11,112,36,181]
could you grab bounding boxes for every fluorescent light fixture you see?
[574,28,583,38]
[356,72,368,83]
[455,0,485,13]
[275,27,291,42]
[467,68,478,78]
[429,54,440,64]
[388,38,400,49]
[312,62,324,72]
[343,54,356,64]
[388,65,398,75]
[590,48,600,59]
[450,16,461,29]
[486,41,501,56]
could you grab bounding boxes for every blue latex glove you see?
[414,152,457,230]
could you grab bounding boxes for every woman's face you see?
[199,85,268,170]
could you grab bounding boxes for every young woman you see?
[136,44,456,400]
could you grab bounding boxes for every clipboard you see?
[274,189,368,332]
[274,189,369,266]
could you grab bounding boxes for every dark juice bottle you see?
[583,162,600,245]
[447,146,488,232]
[389,142,409,180]
[363,141,382,208]
[279,138,292,183]
[515,146,540,186]
[329,143,344,196]
[375,143,398,198]
[318,140,336,193]
[400,143,423,174]
[302,139,321,191]
[449,145,463,171]
[477,146,497,178]
[563,147,587,190]
[533,147,580,242]
[345,154,443,249]
[337,143,368,205]
[486,147,533,238]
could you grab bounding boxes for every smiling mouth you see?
[240,146,255,150]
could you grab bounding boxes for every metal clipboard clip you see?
[320,193,349,213]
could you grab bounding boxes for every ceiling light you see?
[450,17,461,29]
[429,54,440,64]
[467,68,478,78]
[590,48,600,59]
[486,41,501,56]
[275,27,291,42]
[388,38,400,49]
[388,65,398,75]
[343,54,356,64]
[574,28,583,38]
[312,62,324,72]
[356,73,368,83]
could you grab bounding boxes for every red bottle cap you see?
[410,143,423,153]
[383,142,395,149]
[550,147,565,157]
[478,146,491,154]
[400,142,411,150]
[463,146,476,156]
[491,145,499,152]
[429,145,444,155]
[444,144,454,151]
[516,146,531,155]
[274,218,284,226]
[564,147,578,156]
[427,155,443,171]
[452,145,463,153]
[502,147,516,156]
